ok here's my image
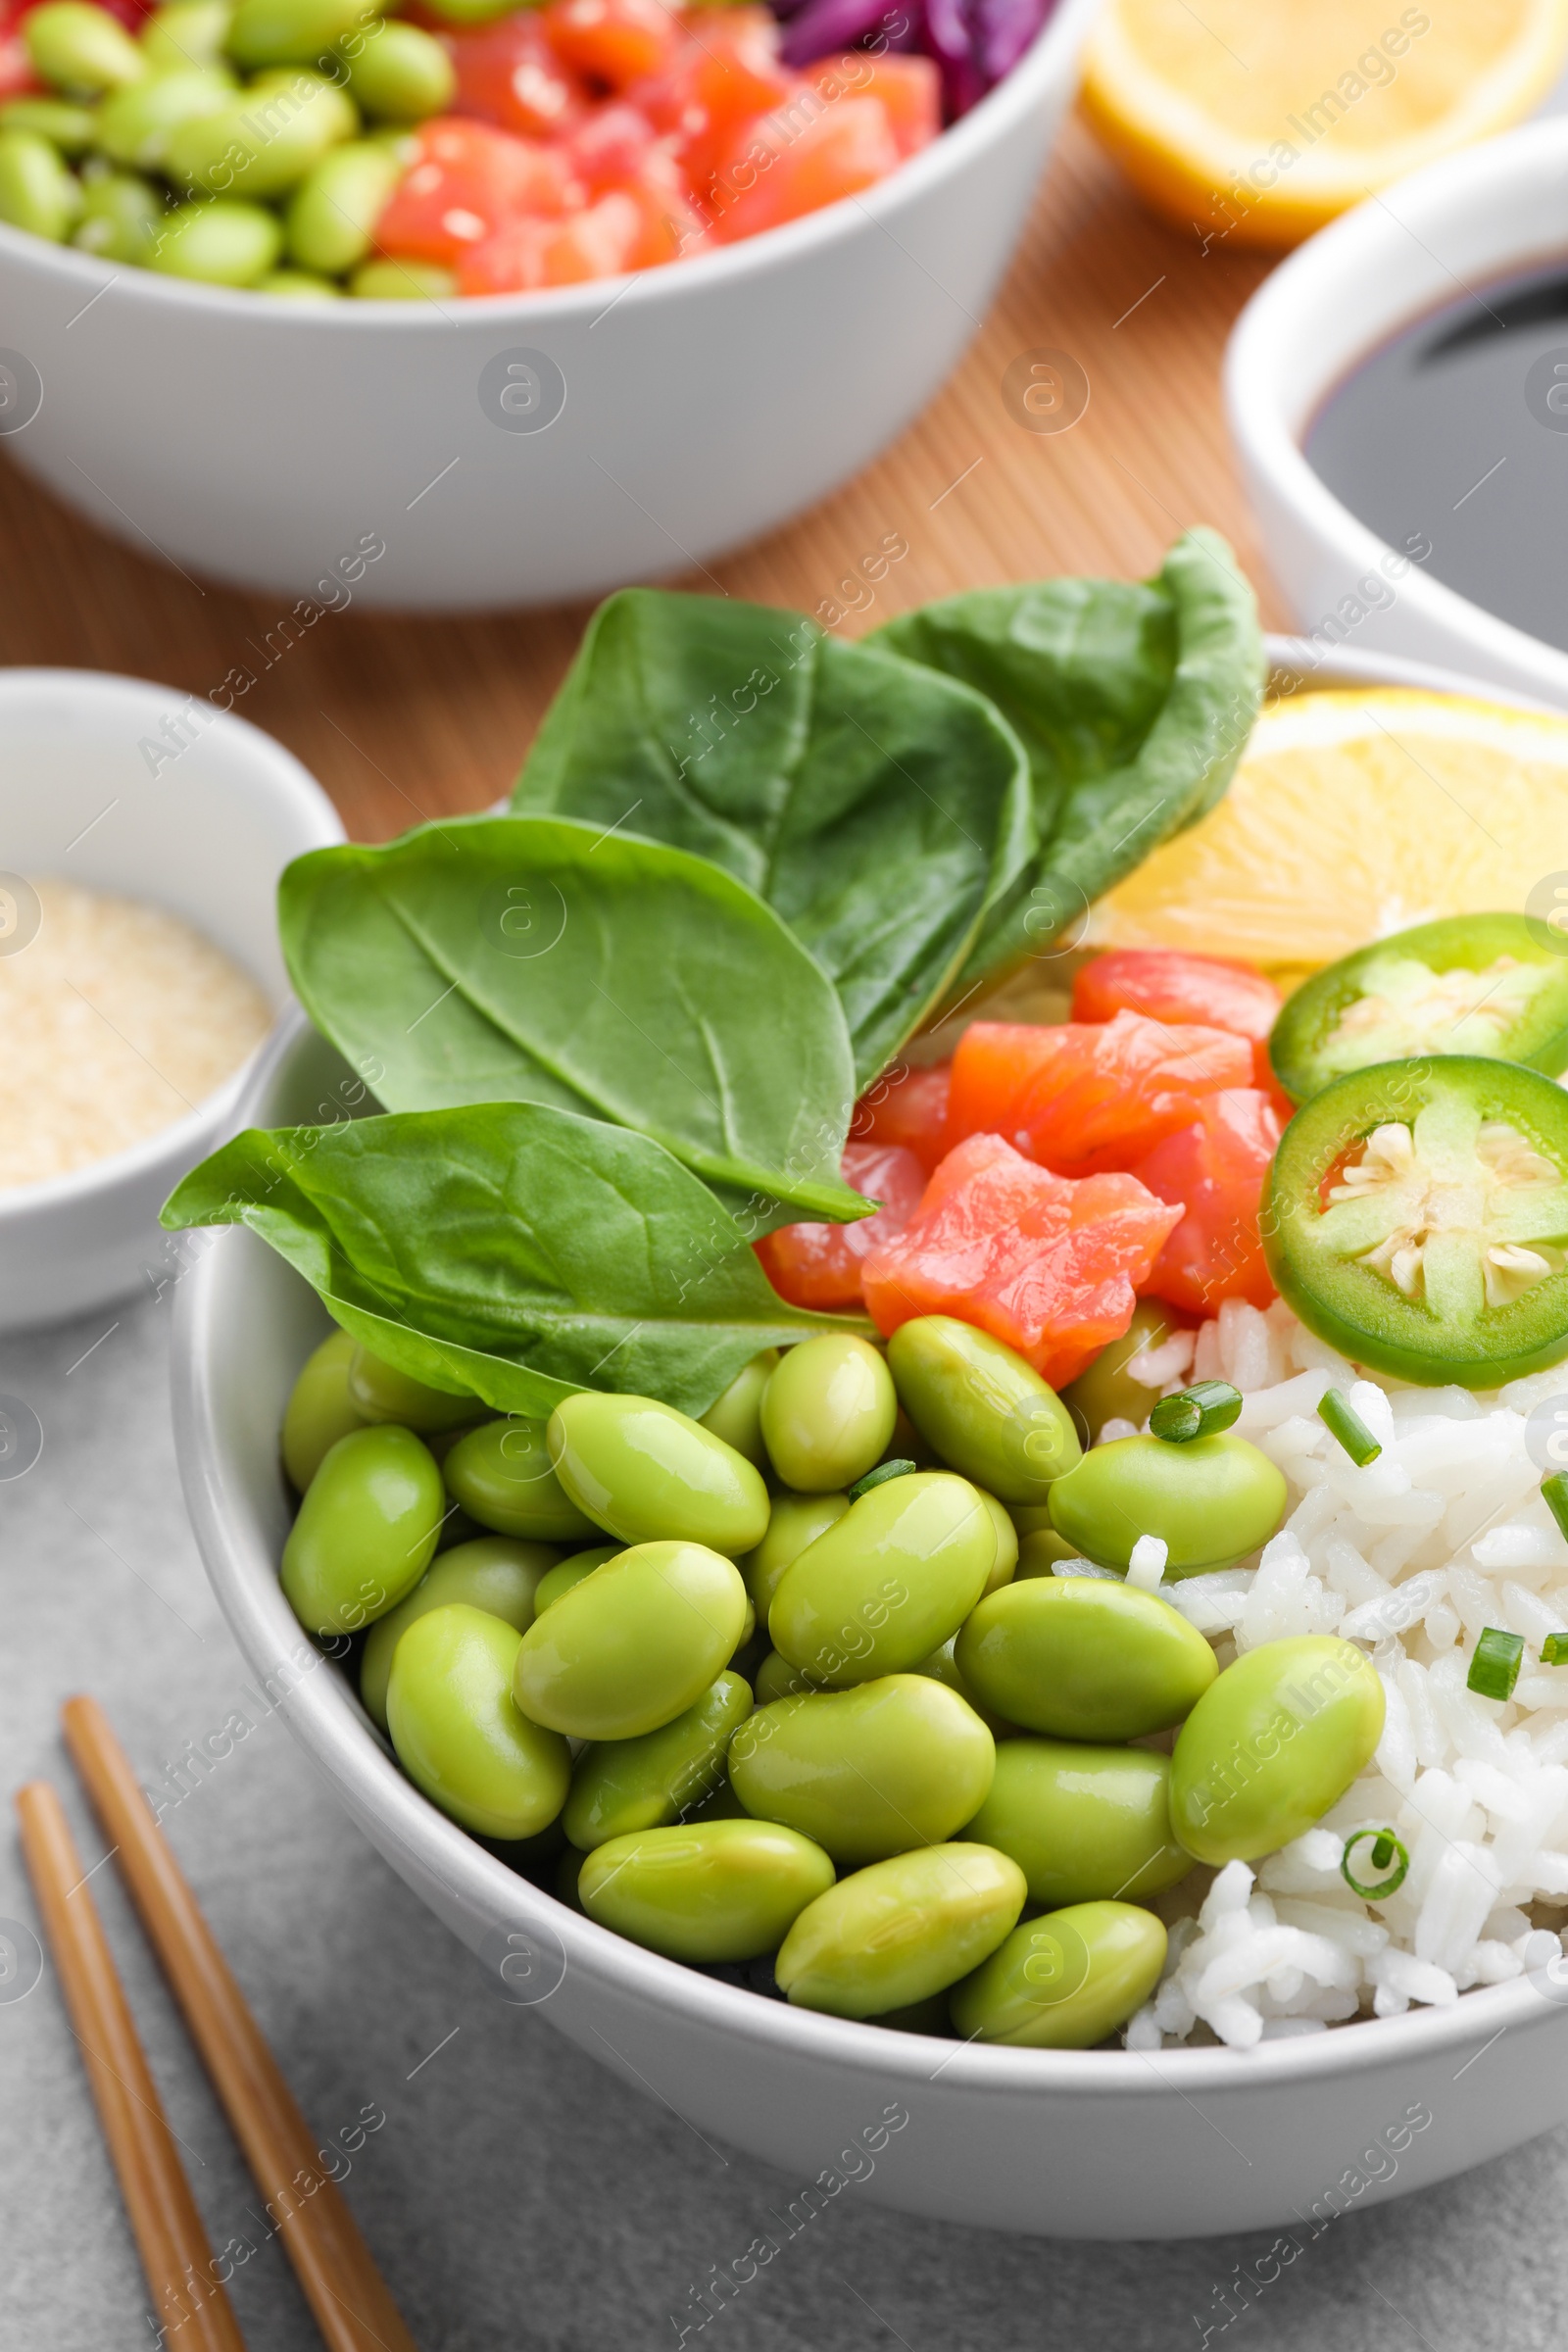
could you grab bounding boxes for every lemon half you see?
[1081,0,1568,249]
[1093,689,1568,971]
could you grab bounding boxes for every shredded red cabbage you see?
[772,0,1056,120]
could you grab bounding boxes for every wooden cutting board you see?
[0,115,1287,842]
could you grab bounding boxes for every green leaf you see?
[510,591,1035,1089]
[279,814,866,1224]
[162,1104,872,1419]
[872,528,1264,992]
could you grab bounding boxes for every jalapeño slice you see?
[1270,914,1568,1104]
[1264,1057,1568,1387]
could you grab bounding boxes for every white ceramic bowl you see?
[1227,116,1568,709]
[170,639,1568,2239]
[0,668,342,1331]
[0,0,1097,614]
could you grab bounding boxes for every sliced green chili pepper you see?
[1270,914,1568,1104]
[1264,1057,1568,1386]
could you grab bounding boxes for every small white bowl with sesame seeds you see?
[0,667,342,1333]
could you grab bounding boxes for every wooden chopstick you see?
[62,1694,418,2352]
[16,1779,249,2352]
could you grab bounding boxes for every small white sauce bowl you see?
[171,640,1568,2239]
[0,667,343,1331]
[1226,116,1568,709]
[0,0,1097,614]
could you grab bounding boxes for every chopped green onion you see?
[1341,1828,1409,1900]
[1543,1471,1568,1545]
[1150,1380,1242,1444]
[1316,1387,1382,1467]
[1467,1625,1525,1702]
[1543,1633,1568,1667]
[848,1458,915,1501]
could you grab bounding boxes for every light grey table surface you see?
[1,1290,1565,2352]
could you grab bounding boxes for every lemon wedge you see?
[1093,689,1568,970]
[1081,0,1568,249]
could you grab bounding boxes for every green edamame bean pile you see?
[0,0,452,293]
[275,1313,1387,2047]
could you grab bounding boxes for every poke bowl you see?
[0,0,1098,611]
[170,594,1568,2241]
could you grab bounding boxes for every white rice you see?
[1107,1298,1568,2050]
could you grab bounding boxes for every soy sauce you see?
[1304,258,1568,654]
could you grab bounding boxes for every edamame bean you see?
[911,1635,1015,1740]
[564,1672,753,1849]
[73,166,163,260]
[1047,1434,1287,1578]
[752,1650,822,1703]
[442,1416,600,1544]
[346,1345,479,1433]
[0,97,98,152]
[737,1491,849,1621]
[977,1488,1017,1593]
[760,1336,897,1493]
[255,264,340,293]
[949,1901,1166,2046]
[533,1544,620,1614]
[0,129,82,238]
[150,195,281,280]
[1008,1502,1055,1539]
[698,1348,777,1475]
[580,1819,835,1962]
[26,3,146,93]
[956,1578,1217,1740]
[280,1328,365,1492]
[1170,1636,1386,1865]
[1014,1529,1077,1578]
[768,1471,995,1687]
[227,0,380,68]
[280,1422,444,1635]
[547,1392,769,1555]
[887,1317,1081,1503]
[283,132,397,271]
[386,1604,569,1839]
[248,65,356,140]
[96,65,234,168]
[775,1842,1026,2017]
[514,1540,748,1740]
[728,1675,995,1865]
[1058,1300,1177,1443]
[359,1535,557,1730]
[166,74,350,199]
[141,0,234,70]
[962,1739,1191,1907]
[337,20,454,119]
[348,255,453,296]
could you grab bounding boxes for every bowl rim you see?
[1224,112,1568,703]
[0,0,1099,329]
[173,628,1568,2102]
[0,663,344,1220]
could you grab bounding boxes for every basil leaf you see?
[510,591,1035,1088]
[279,814,866,1223]
[872,527,1264,990]
[162,1104,871,1419]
